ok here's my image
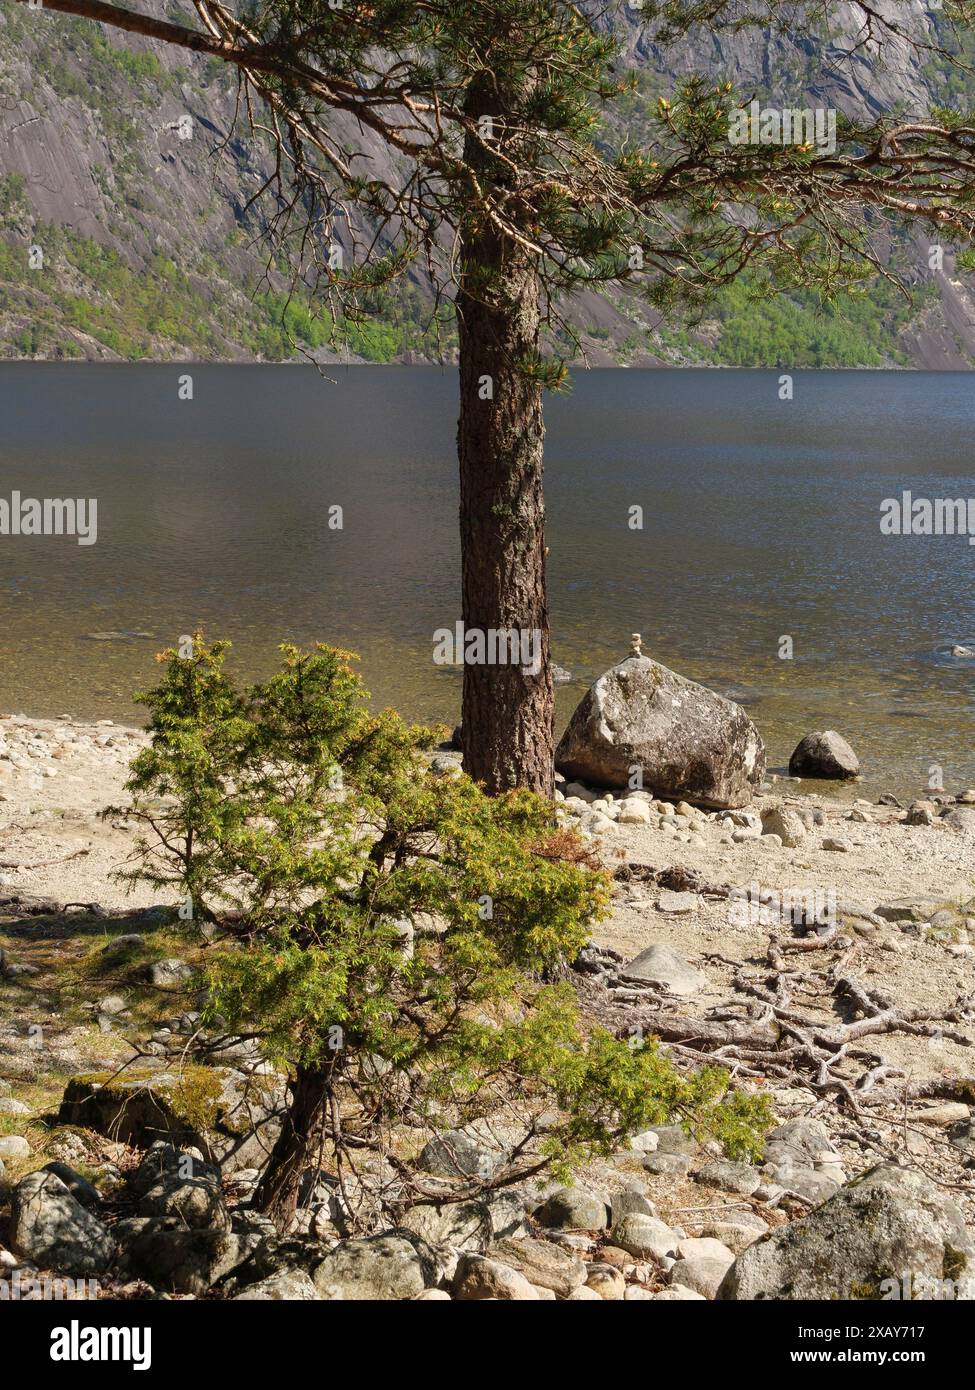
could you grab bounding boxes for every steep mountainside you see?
[2,0,975,365]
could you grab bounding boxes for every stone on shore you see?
[761,803,806,848]
[555,651,765,809]
[788,731,860,780]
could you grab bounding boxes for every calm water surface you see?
[0,364,972,798]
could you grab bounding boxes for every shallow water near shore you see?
[0,362,972,800]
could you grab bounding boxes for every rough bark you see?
[455,83,554,797]
[253,1063,328,1232]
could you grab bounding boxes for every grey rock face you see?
[789,731,860,779]
[11,1170,116,1276]
[555,654,765,809]
[131,1142,229,1230]
[719,1165,975,1300]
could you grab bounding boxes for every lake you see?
[0,363,972,799]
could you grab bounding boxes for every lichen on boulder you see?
[555,650,765,809]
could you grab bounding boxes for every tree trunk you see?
[455,201,554,797]
[253,1063,328,1233]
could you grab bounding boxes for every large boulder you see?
[718,1165,975,1300]
[11,1170,117,1277]
[555,652,765,809]
[788,731,860,780]
[58,1066,282,1173]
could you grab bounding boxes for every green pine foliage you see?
[107,635,771,1221]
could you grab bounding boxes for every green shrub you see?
[108,635,771,1230]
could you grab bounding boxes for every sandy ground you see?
[1,711,974,1222]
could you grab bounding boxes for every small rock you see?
[611,1212,678,1261]
[789,731,860,780]
[453,1253,539,1300]
[620,943,707,996]
[670,1252,734,1298]
[695,1160,761,1197]
[761,804,806,848]
[233,1269,319,1300]
[146,958,196,989]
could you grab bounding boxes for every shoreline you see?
[2,709,973,919]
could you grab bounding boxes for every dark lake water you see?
[0,363,973,798]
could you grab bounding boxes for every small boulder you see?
[611,1212,679,1262]
[131,1142,229,1230]
[789,731,860,780]
[489,1236,587,1297]
[116,1218,248,1295]
[232,1269,319,1300]
[695,1160,761,1197]
[671,1251,735,1299]
[400,1200,492,1253]
[417,1129,496,1180]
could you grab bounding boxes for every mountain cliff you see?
[2,0,975,366]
